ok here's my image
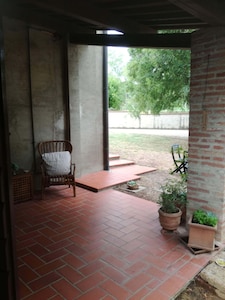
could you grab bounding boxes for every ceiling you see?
[2,0,225,48]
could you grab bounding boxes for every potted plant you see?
[127,180,139,190]
[188,209,218,251]
[157,178,187,231]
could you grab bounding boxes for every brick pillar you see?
[188,27,225,242]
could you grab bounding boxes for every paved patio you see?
[15,181,216,300]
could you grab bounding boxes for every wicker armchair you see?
[38,140,76,199]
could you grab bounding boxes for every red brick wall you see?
[188,27,225,242]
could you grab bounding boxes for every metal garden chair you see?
[171,144,188,175]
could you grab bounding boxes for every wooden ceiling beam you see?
[169,0,225,25]
[101,0,168,10]
[0,3,91,34]
[70,33,191,49]
[3,0,224,38]
[17,0,156,33]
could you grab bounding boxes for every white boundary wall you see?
[109,111,189,129]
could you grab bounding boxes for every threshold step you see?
[109,159,135,168]
[109,154,120,161]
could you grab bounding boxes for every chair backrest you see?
[38,140,72,155]
[171,144,182,162]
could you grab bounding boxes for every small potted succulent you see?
[188,209,218,251]
[127,180,139,190]
[157,178,187,231]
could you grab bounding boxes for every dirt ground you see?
[110,146,222,300]
[113,150,180,204]
[175,277,221,300]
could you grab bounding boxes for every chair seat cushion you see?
[42,151,71,176]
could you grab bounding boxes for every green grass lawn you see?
[109,133,188,154]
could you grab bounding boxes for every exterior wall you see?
[68,45,103,177]
[188,27,225,242]
[109,111,189,129]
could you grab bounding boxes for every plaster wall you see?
[188,27,225,242]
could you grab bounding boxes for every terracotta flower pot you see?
[188,217,217,251]
[158,208,182,231]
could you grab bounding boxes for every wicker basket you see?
[12,173,33,203]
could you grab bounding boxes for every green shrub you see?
[158,178,187,213]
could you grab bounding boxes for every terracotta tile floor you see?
[76,165,157,192]
[15,180,216,300]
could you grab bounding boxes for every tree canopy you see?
[126,48,190,116]
[108,76,125,110]
[108,47,128,110]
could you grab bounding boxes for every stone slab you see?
[200,250,225,299]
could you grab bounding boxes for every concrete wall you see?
[4,19,67,175]
[68,45,103,177]
[109,111,189,129]
[4,17,104,187]
[4,19,35,172]
[188,27,225,242]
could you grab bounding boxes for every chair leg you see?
[171,165,181,174]
[41,179,45,200]
[41,186,44,200]
[73,184,76,197]
[172,162,186,174]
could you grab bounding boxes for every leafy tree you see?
[108,47,129,78]
[108,75,125,110]
[126,48,190,116]
[107,47,129,110]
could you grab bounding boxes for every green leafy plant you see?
[157,178,187,213]
[192,210,218,227]
[127,180,137,186]
[127,180,139,190]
